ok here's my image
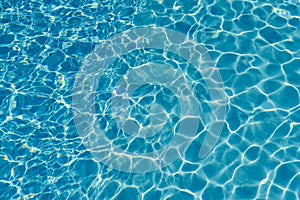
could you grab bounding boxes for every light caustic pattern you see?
[0,0,300,199]
[72,27,227,173]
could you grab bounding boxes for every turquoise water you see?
[0,0,300,199]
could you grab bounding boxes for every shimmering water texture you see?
[1,0,300,200]
[73,27,226,173]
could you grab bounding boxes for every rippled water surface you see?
[0,0,300,199]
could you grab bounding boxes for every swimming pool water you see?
[0,0,300,199]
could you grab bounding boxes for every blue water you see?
[1,0,300,199]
